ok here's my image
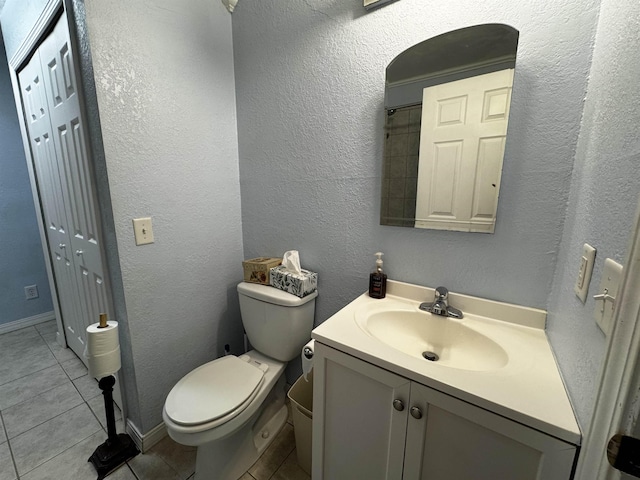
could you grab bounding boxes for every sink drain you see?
[422,351,439,362]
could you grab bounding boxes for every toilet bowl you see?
[163,282,317,480]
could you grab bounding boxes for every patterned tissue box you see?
[269,265,318,298]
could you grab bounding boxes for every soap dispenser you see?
[369,252,387,299]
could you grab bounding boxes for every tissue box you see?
[242,257,282,284]
[269,265,318,298]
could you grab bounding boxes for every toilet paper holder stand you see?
[88,314,139,479]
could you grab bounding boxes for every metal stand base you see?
[88,376,139,479]
[88,433,139,479]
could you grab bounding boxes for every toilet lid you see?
[165,355,265,426]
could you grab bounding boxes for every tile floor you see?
[0,321,310,480]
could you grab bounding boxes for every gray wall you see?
[233,0,599,390]
[546,0,640,429]
[233,0,598,320]
[0,34,53,325]
[83,0,244,432]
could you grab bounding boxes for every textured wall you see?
[233,1,598,320]
[546,0,640,430]
[84,0,244,432]
[0,34,53,325]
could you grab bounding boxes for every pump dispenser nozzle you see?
[375,252,384,273]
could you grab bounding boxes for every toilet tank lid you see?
[237,282,317,307]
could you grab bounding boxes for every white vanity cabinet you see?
[312,343,578,480]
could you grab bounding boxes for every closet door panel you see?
[19,14,111,362]
[18,48,86,356]
[39,15,111,353]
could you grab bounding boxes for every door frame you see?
[6,0,67,348]
[575,195,640,478]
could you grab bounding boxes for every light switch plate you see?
[133,217,154,245]
[574,243,596,302]
[594,258,623,336]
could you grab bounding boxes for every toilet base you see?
[194,375,288,480]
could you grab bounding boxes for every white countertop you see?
[311,280,581,445]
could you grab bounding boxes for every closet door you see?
[18,14,111,362]
[19,48,86,356]
[39,15,111,350]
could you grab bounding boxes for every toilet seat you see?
[165,355,267,428]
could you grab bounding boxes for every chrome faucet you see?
[419,286,463,319]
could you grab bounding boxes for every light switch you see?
[594,258,623,336]
[574,243,596,302]
[133,217,154,245]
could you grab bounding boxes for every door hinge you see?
[607,433,640,477]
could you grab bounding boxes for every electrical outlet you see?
[133,217,154,245]
[24,285,39,300]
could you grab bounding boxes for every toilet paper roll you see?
[85,321,121,378]
[87,346,121,379]
[301,339,314,382]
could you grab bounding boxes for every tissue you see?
[270,250,318,298]
[282,250,302,274]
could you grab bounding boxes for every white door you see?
[415,69,513,232]
[19,48,87,356]
[18,14,111,363]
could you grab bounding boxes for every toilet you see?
[163,281,317,480]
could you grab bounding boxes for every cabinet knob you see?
[59,243,66,249]
[410,406,423,419]
[75,250,83,256]
[392,399,405,411]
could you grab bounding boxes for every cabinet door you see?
[312,343,410,480]
[403,383,577,480]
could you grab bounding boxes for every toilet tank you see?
[237,282,318,362]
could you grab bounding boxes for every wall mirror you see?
[380,24,519,233]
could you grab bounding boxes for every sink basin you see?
[355,307,508,371]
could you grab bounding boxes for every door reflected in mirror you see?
[380,24,519,233]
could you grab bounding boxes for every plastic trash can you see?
[287,371,313,475]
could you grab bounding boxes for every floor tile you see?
[40,331,78,363]
[147,435,196,479]
[73,374,100,401]
[34,320,57,335]
[11,403,102,476]
[20,430,137,480]
[127,449,181,480]
[0,415,5,444]
[271,449,310,480]
[0,365,68,410]
[248,423,296,480]
[60,356,87,380]
[239,474,255,480]
[3,381,83,439]
[0,441,17,480]
[88,393,122,430]
[0,342,57,386]
[0,327,41,350]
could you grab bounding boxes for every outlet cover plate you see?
[574,243,596,302]
[25,285,39,300]
[594,258,623,336]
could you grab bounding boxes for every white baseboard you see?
[0,311,55,335]
[126,419,167,453]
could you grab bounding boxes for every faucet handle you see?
[434,286,448,300]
